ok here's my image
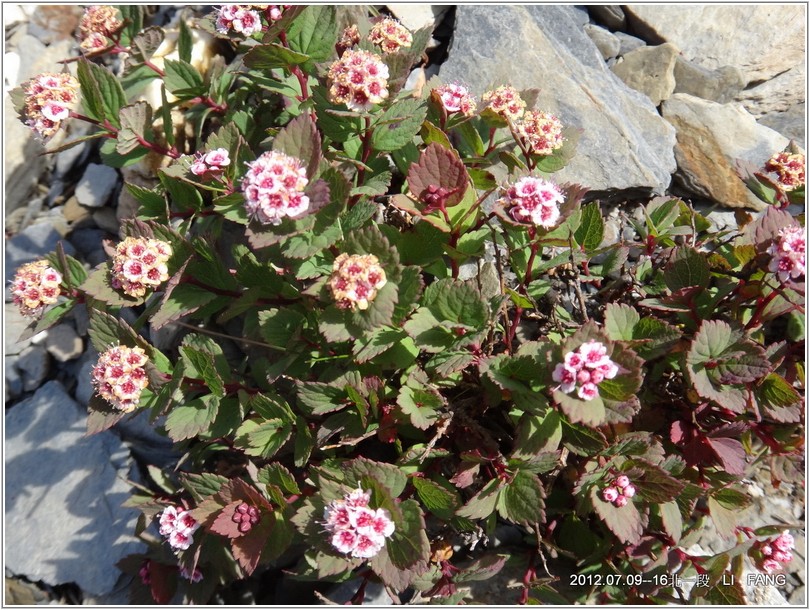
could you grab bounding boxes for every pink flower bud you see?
[602,487,619,503]
[622,484,636,498]
[614,494,628,508]
[615,475,630,488]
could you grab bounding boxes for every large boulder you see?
[660,94,790,210]
[5,381,143,596]
[611,43,679,106]
[440,5,676,198]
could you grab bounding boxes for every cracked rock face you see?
[5,381,143,596]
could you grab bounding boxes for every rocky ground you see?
[3,4,805,605]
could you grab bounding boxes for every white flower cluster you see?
[552,340,619,401]
[327,49,389,112]
[515,110,564,156]
[323,488,395,559]
[11,260,62,317]
[434,83,477,117]
[481,85,526,122]
[190,147,230,178]
[368,17,412,54]
[242,150,310,225]
[111,236,172,298]
[758,532,794,574]
[92,345,150,412]
[768,225,805,284]
[78,5,122,53]
[21,73,80,139]
[216,5,262,36]
[159,505,201,551]
[499,176,565,228]
[329,253,387,310]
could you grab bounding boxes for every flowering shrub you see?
[11,5,804,605]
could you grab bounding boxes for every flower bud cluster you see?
[757,532,794,574]
[329,253,387,310]
[159,505,201,551]
[216,5,262,36]
[337,24,361,53]
[232,502,261,533]
[434,84,477,117]
[368,17,412,54]
[190,147,230,178]
[242,150,310,225]
[21,73,80,139]
[481,85,526,122]
[92,345,149,412]
[768,225,805,283]
[499,176,565,228]
[323,488,395,559]
[11,260,62,317]
[601,475,636,508]
[78,5,122,53]
[515,110,564,156]
[327,49,389,112]
[764,152,805,192]
[111,236,172,298]
[552,340,619,401]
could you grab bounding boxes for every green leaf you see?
[235,418,293,459]
[457,479,500,520]
[81,264,144,307]
[371,98,428,152]
[397,386,443,430]
[412,477,459,521]
[370,499,430,590]
[296,381,346,416]
[353,327,405,363]
[258,308,306,350]
[496,470,545,525]
[664,247,710,291]
[512,410,562,458]
[341,456,409,497]
[177,18,192,63]
[286,5,338,64]
[77,58,127,126]
[351,171,391,197]
[99,137,149,168]
[257,463,301,495]
[660,501,683,543]
[163,59,204,95]
[165,395,220,442]
[604,303,640,341]
[624,459,686,504]
[179,472,229,503]
[574,202,604,252]
[150,283,219,330]
[129,26,165,64]
[686,320,771,413]
[311,85,360,142]
[272,113,322,178]
[426,278,488,327]
[757,373,803,423]
[180,345,225,397]
[561,419,608,456]
[243,42,311,69]
[116,101,153,154]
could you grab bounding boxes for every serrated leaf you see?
[353,327,405,363]
[707,496,739,539]
[664,247,710,291]
[555,391,607,427]
[150,283,219,330]
[340,456,409,498]
[757,373,803,423]
[496,470,545,525]
[257,463,300,495]
[243,42,311,69]
[371,98,428,152]
[574,202,604,252]
[129,26,165,63]
[258,308,306,350]
[286,4,338,63]
[412,477,459,521]
[604,303,640,341]
[180,345,225,397]
[397,385,443,430]
[81,264,144,307]
[512,410,562,458]
[351,171,391,197]
[624,459,686,503]
[427,278,488,326]
[296,381,346,415]
[164,395,220,442]
[456,479,500,520]
[590,485,643,544]
[85,395,127,435]
[163,58,204,95]
[660,501,682,543]
[235,418,292,458]
[272,113,321,178]
[180,472,229,503]
[706,436,747,476]
[426,351,477,376]
[561,418,608,456]
[407,142,469,208]
[77,58,127,126]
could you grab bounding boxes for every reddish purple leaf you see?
[210,500,246,539]
[706,437,747,476]
[407,143,469,208]
[231,514,274,576]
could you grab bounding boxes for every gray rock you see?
[5,304,34,355]
[612,43,679,106]
[624,5,805,86]
[74,354,97,407]
[673,57,745,104]
[5,222,76,285]
[75,163,119,208]
[588,5,626,30]
[758,102,806,149]
[615,31,646,56]
[583,24,620,60]
[45,323,84,362]
[16,345,51,392]
[5,381,143,596]
[116,411,180,469]
[660,94,790,210]
[94,207,121,234]
[440,5,676,197]
[27,5,83,45]
[6,358,23,401]
[736,63,805,119]
[54,122,94,179]
[386,4,449,32]
[327,578,396,605]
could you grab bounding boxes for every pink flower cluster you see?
[92,345,150,412]
[111,236,172,298]
[768,225,805,283]
[323,488,395,559]
[242,150,310,225]
[232,502,260,533]
[21,73,80,139]
[327,49,390,112]
[552,340,619,401]
[757,532,794,574]
[329,253,387,311]
[499,176,565,228]
[78,5,122,53]
[601,475,636,508]
[190,147,230,178]
[368,17,412,54]
[765,152,805,192]
[11,260,62,317]
[434,83,477,117]
[337,24,361,53]
[482,85,526,122]
[216,5,262,36]
[159,506,201,551]
[515,110,564,156]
